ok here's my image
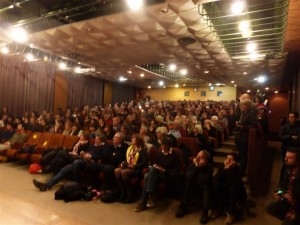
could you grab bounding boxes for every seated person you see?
[266,148,300,225]
[0,123,26,151]
[213,152,247,225]
[175,150,214,225]
[115,134,149,203]
[33,132,105,191]
[134,136,180,212]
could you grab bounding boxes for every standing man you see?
[266,148,300,225]
[279,112,300,183]
[235,99,258,175]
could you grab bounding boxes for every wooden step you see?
[213,155,225,167]
[214,147,235,157]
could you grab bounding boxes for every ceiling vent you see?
[177,37,196,46]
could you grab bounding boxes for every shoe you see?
[175,204,187,218]
[134,202,147,212]
[200,210,209,224]
[146,196,154,208]
[33,179,47,192]
[210,210,219,220]
[224,214,235,225]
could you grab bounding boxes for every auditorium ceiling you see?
[0,0,300,93]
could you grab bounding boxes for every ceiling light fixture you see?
[265,87,269,90]
[169,64,177,71]
[231,1,244,15]
[119,76,128,82]
[175,84,179,88]
[249,52,258,60]
[25,53,34,61]
[247,89,251,93]
[239,20,250,32]
[179,69,188,76]
[274,91,278,94]
[10,27,28,43]
[159,81,164,86]
[148,86,151,89]
[59,62,67,70]
[246,42,257,52]
[140,73,144,77]
[204,70,209,74]
[257,75,266,83]
[0,46,9,54]
[231,81,235,83]
[126,0,143,11]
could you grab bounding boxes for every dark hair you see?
[132,134,145,148]
[161,136,172,147]
[96,132,106,142]
[227,152,239,162]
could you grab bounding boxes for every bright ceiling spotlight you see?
[231,81,235,83]
[179,69,188,76]
[204,70,209,74]
[0,46,9,54]
[148,85,151,89]
[159,80,164,86]
[243,72,247,75]
[175,84,179,88]
[246,42,257,52]
[242,29,252,38]
[183,84,186,86]
[59,62,67,70]
[169,63,177,71]
[257,75,267,83]
[249,52,258,61]
[239,20,250,32]
[10,27,28,43]
[247,90,251,93]
[74,67,81,73]
[25,53,34,61]
[119,76,128,82]
[126,0,143,11]
[265,87,269,90]
[140,73,144,77]
[231,1,244,15]
[274,91,278,94]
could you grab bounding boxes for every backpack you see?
[54,182,88,202]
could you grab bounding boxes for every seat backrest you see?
[146,143,158,166]
[25,132,43,146]
[177,137,200,157]
[34,133,54,153]
[172,147,184,172]
[48,133,65,149]
[62,135,79,150]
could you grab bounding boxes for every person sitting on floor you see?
[175,150,214,224]
[212,152,248,225]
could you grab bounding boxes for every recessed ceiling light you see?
[204,70,209,74]
[127,70,132,74]
[274,91,278,94]
[179,69,188,76]
[239,20,250,32]
[148,86,151,89]
[140,73,144,77]
[126,0,143,11]
[175,84,179,88]
[119,76,128,82]
[25,53,34,61]
[183,84,186,86]
[265,87,269,90]
[243,72,247,75]
[231,81,235,83]
[169,64,177,71]
[246,42,257,52]
[247,89,251,93]
[10,27,28,43]
[59,62,67,69]
[159,81,164,86]
[231,1,244,15]
[257,76,266,83]
[0,46,9,54]
[234,84,237,87]
[163,86,166,88]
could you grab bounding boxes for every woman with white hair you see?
[193,124,208,151]
[151,126,168,149]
